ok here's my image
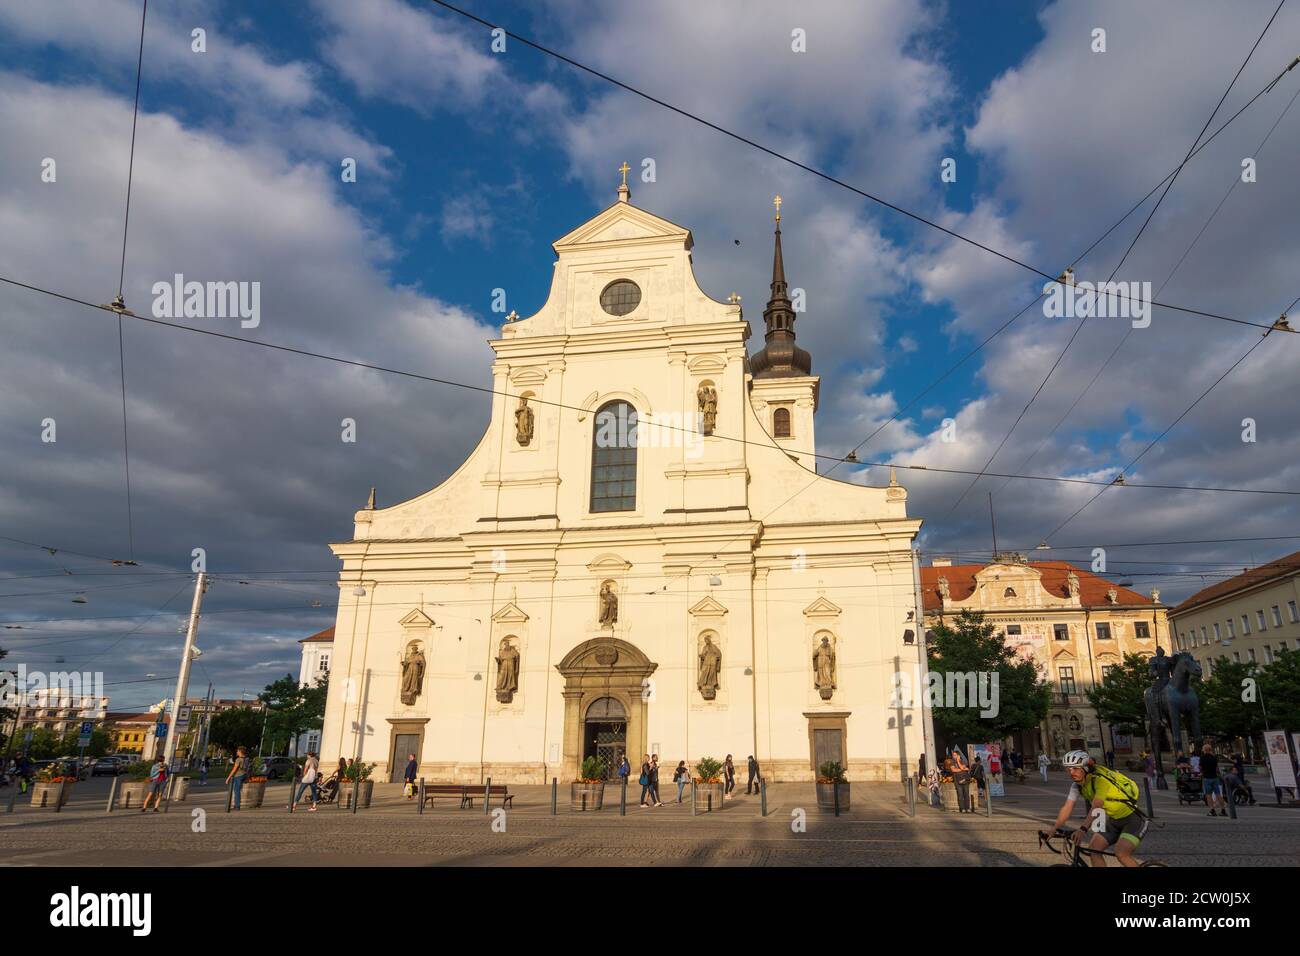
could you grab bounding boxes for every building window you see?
[1204,658,1212,678]
[1272,605,1282,627]
[772,406,791,438]
[1101,664,1116,683]
[1248,648,1257,663]
[1006,624,1022,635]
[1233,651,1241,663]
[1289,600,1298,623]
[1096,622,1112,640]
[1058,667,1077,697]
[1134,621,1150,639]
[1226,619,1235,639]
[1265,644,1274,664]
[590,401,638,512]
[1213,623,1221,642]
[1279,640,1288,652]
[1242,614,1251,635]
[319,653,330,672]
[1054,624,1069,641]
[599,279,641,317]
[1257,610,1267,631]
[1200,626,1208,644]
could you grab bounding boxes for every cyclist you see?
[1049,750,1148,867]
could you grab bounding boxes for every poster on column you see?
[968,743,1005,796]
[1263,730,1297,792]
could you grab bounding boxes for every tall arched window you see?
[773,406,792,438]
[591,400,637,512]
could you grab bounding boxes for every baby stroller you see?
[318,772,340,804]
[1174,770,1203,806]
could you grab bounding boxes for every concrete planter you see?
[815,781,850,812]
[118,781,150,808]
[241,780,267,808]
[341,780,373,809]
[569,781,605,811]
[693,781,725,812]
[939,781,959,811]
[31,780,75,808]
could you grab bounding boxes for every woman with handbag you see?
[673,760,689,803]
[403,753,418,800]
[638,754,653,808]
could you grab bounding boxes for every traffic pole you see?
[162,573,207,773]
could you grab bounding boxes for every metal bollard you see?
[54,778,66,813]
[418,777,425,815]
[288,771,298,813]
[484,776,491,815]
[551,777,557,815]
[691,781,697,817]
[760,776,768,817]
[6,779,18,813]
[1143,777,1156,819]
[106,775,120,813]
[620,777,627,816]
[226,780,234,813]
[833,780,840,817]
[906,777,915,817]
[985,784,992,817]
[163,774,173,813]
[1227,787,1238,819]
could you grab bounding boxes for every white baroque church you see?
[320,176,928,784]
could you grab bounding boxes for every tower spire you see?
[749,195,811,379]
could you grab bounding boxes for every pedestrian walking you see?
[141,756,168,812]
[650,753,663,806]
[198,756,210,786]
[1038,751,1050,783]
[951,749,971,813]
[723,754,736,798]
[226,746,251,810]
[292,751,320,810]
[402,753,418,800]
[1200,743,1225,816]
[673,760,689,803]
[616,752,631,787]
[972,755,986,808]
[638,754,652,808]
[746,754,760,794]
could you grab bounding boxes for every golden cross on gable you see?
[618,162,631,187]
[773,194,782,221]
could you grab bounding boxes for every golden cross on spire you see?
[618,162,631,187]
[727,292,742,305]
[773,194,782,221]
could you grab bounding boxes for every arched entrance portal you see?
[556,638,657,783]
[584,697,626,779]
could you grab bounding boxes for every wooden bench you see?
[421,783,513,809]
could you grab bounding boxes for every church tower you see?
[748,197,819,470]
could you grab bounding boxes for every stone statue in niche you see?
[1107,587,1118,605]
[936,576,950,604]
[697,634,722,700]
[598,582,618,627]
[1067,570,1081,599]
[399,643,426,706]
[696,383,718,436]
[515,395,534,446]
[495,637,520,704]
[813,635,837,700]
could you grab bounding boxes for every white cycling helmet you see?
[1061,750,1094,769]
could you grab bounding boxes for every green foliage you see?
[1259,647,1300,731]
[343,761,376,782]
[259,673,327,756]
[578,755,607,782]
[1197,656,1266,741]
[926,611,1052,742]
[208,706,263,755]
[817,761,847,783]
[1087,653,1152,733]
[126,760,154,781]
[694,756,723,783]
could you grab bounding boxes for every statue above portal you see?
[598,582,618,627]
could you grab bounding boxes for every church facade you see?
[320,178,926,784]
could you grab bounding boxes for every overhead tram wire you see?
[945,0,1291,515]
[994,81,1300,500]
[425,0,1296,335]
[111,0,149,562]
[1037,295,1296,544]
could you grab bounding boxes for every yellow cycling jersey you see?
[1068,767,1139,819]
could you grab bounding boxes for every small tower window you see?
[773,407,792,438]
[599,279,641,316]
[1004,587,1016,598]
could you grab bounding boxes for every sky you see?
[1,0,1298,711]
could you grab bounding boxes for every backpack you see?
[1091,766,1141,816]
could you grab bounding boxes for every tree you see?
[1258,647,1300,731]
[926,610,1052,745]
[259,673,327,756]
[1087,653,1151,735]
[1198,656,1266,742]
[208,706,263,756]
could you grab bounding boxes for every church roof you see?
[920,561,1156,613]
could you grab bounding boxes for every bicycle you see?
[1037,828,1167,867]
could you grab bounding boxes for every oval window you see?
[599,279,641,316]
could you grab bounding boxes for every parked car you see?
[92,757,127,776]
[258,756,297,780]
[56,757,91,780]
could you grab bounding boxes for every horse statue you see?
[1144,650,1202,773]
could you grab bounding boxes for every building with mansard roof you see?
[320,177,927,784]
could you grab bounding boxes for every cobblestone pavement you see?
[1,774,1295,866]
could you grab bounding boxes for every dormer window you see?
[599,279,641,316]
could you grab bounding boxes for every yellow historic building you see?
[320,179,928,784]
[921,555,1169,759]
